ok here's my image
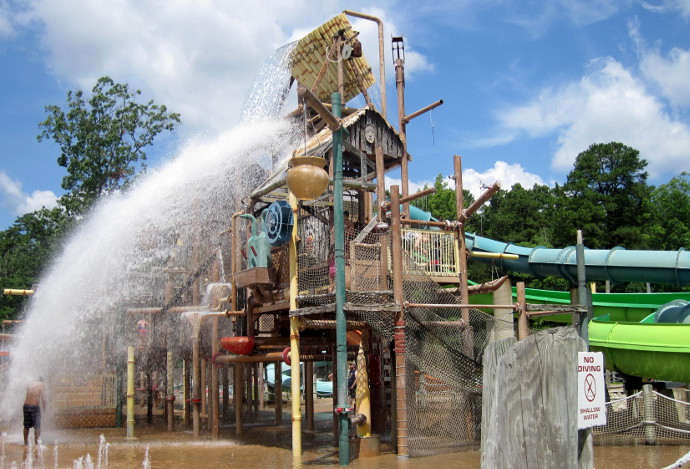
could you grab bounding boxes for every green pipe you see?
[332,91,350,465]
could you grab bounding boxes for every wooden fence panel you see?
[481,327,590,469]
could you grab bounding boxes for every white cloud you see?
[10,1,429,135]
[461,161,545,199]
[386,161,545,201]
[640,0,690,18]
[495,57,690,177]
[630,18,690,108]
[0,1,13,37]
[0,171,58,216]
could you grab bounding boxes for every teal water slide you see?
[463,232,690,382]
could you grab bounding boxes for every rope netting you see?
[595,387,690,445]
[400,248,500,456]
[293,204,506,456]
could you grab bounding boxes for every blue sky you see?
[1,0,689,230]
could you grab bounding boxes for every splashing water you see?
[2,39,300,421]
[239,42,296,124]
[142,445,151,469]
[96,434,105,469]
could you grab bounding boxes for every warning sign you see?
[577,352,606,429]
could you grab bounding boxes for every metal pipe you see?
[126,346,136,439]
[288,191,302,462]
[405,302,516,310]
[332,91,350,465]
[3,289,33,295]
[462,182,500,221]
[214,352,332,364]
[402,100,443,124]
[470,252,519,260]
[342,10,386,117]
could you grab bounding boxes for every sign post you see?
[577,351,607,429]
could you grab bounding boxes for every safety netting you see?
[292,199,507,456]
[595,387,690,445]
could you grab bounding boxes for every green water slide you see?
[463,232,690,382]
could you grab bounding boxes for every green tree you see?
[650,172,690,250]
[552,142,653,249]
[38,76,181,215]
[481,183,555,247]
[0,207,71,320]
[412,174,475,222]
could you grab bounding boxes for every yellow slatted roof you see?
[291,13,375,104]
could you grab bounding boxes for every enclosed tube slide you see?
[465,233,690,286]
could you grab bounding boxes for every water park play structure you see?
[1,10,690,468]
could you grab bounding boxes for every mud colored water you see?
[2,425,689,469]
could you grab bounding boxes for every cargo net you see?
[594,388,690,445]
[400,247,504,457]
[296,201,392,309]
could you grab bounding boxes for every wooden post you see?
[390,186,409,458]
[166,351,174,432]
[201,358,207,420]
[395,58,409,218]
[643,384,657,444]
[183,359,190,427]
[222,365,229,421]
[259,363,265,410]
[211,317,219,438]
[517,282,529,340]
[454,156,469,306]
[305,361,314,431]
[234,363,243,435]
[275,361,283,425]
[192,322,201,436]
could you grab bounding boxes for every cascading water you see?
[1,41,299,428]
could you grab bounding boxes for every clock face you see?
[365,125,375,143]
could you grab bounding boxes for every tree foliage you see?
[551,142,653,249]
[650,172,690,250]
[0,77,181,321]
[0,207,71,320]
[38,76,181,215]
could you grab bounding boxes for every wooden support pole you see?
[201,358,207,419]
[275,361,283,425]
[192,322,201,436]
[517,282,529,341]
[222,365,229,421]
[305,361,315,431]
[234,363,243,435]
[390,185,409,458]
[461,182,500,221]
[166,351,174,432]
[211,317,220,438]
[183,359,190,427]
[454,155,469,306]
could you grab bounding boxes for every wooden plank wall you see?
[481,327,592,469]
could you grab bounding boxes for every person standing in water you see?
[23,377,46,445]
